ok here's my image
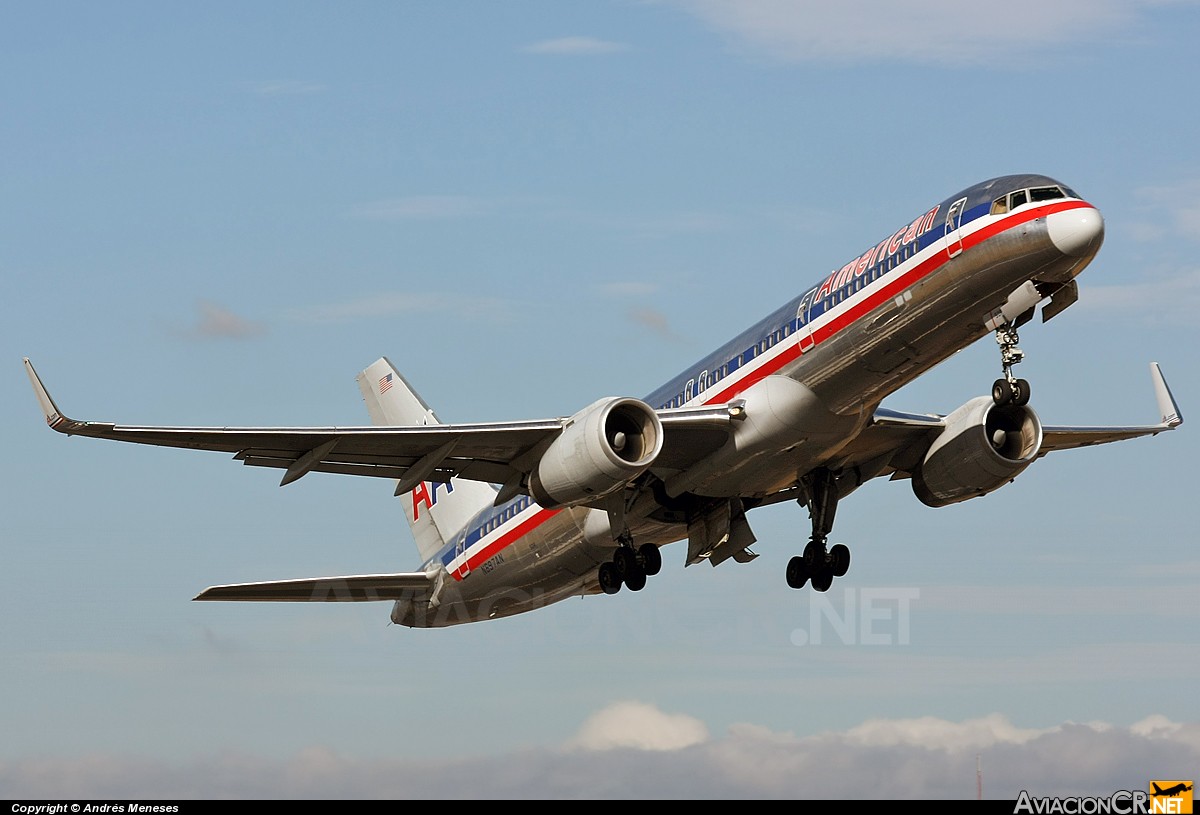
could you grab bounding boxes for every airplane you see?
[1152,783,1193,797]
[24,173,1184,628]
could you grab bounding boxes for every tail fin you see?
[356,358,497,567]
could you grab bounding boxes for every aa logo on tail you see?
[1150,781,1193,814]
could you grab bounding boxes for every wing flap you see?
[194,572,434,602]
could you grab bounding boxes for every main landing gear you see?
[786,468,851,593]
[991,321,1031,407]
[596,487,664,595]
[598,540,662,595]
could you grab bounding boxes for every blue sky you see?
[2,0,1198,800]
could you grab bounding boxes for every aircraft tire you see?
[1013,379,1031,406]
[830,544,851,578]
[613,546,638,576]
[810,569,834,592]
[638,543,662,576]
[993,379,1014,406]
[624,566,647,592]
[786,556,809,589]
[598,562,623,595]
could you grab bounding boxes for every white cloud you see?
[565,700,710,751]
[521,37,629,55]
[844,713,1058,752]
[667,0,1167,66]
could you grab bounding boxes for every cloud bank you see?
[2,705,1196,799]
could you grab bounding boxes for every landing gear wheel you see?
[624,566,647,592]
[992,378,1014,406]
[830,544,851,578]
[1013,378,1031,406]
[637,543,662,577]
[598,562,622,595]
[810,569,834,592]
[613,546,638,577]
[786,555,809,589]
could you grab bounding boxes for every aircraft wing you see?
[1035,363,1183,454]
[24,358,740,493]
[829,362,1183,485]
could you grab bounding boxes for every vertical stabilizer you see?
[356,358,497,566]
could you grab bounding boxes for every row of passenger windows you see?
[657,238,925,408]
[990,185,1071,215]
[478,495,532,536]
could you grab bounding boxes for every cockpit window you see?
[1029,186,1065,202]
[1009,190,1028,209]
[991,196,1009,215]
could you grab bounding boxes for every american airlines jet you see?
[25,174,1183,627]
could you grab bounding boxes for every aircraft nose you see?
[1047,206,1104,257]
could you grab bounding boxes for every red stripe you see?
[451,508,560,580]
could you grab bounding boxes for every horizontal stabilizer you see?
[194,572,434,602]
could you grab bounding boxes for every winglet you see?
[23,358,69,430]
[1151,362,1183,428]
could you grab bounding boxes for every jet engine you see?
[529,397,664,509]
[911,396,1043,508]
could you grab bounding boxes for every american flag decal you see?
[379,373,394,394]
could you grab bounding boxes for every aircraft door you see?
[795,295,815,354]
[454,536,471,579]
[945,197,967,259]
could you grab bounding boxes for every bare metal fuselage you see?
[392,178,1102,627]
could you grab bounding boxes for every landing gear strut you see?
[787,468,852,593]
[992,322,1031,407]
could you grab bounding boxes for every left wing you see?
[24,358,739,495]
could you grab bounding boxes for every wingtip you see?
[1150,362,1183,428]
[23,357,68,429]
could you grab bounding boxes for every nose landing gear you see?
[992,322,1031,407]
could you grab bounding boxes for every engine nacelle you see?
[912,396,1043,508]
[529,397,664,509]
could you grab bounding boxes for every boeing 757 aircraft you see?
[25,174,1183,627]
